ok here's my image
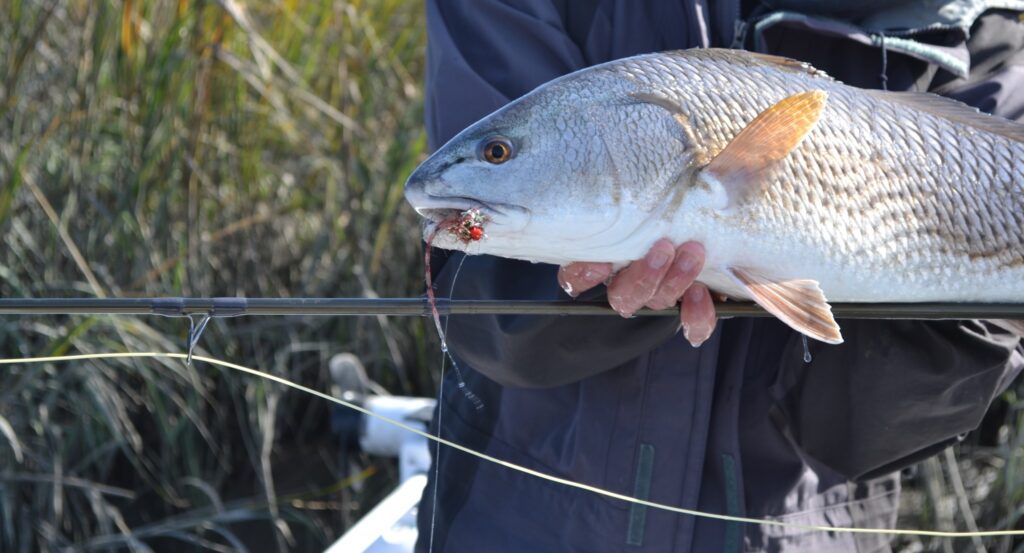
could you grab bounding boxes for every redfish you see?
[405,49,1024,343]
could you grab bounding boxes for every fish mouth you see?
[407,190,527,224]
[415,197,494,223]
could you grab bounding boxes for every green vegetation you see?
[2,1,1024,552]
[1,0,428,550]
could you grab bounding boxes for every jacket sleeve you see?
[423,0,681,388]
[773,11,1024,480]
[776,319,1022,481]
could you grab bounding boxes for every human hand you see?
[556,239,717,347]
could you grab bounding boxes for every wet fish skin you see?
[405,48,1024,342]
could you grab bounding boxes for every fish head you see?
[405,75,696,265]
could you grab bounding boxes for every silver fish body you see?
[405,48,1024,340]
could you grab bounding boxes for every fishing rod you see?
[2,297,1024,319]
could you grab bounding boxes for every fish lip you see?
[414,195,495,222]
[407,190,527,223]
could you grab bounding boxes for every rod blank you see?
[1,297,1023,319]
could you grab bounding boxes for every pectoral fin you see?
[727,266,843,344]
[702,91,827,206]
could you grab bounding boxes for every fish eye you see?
[481,137,513,164]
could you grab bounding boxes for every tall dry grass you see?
[3,1,1024,552]
[1,0,428,550]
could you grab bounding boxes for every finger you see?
[645,242,705,310]
[557,262,614,297]
[681,283,717,347]
[607,239,675,317]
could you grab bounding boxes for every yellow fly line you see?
[2,350,1022,540]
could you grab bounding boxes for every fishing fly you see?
[447,208,487,243]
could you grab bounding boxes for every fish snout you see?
[404,168,427,201]
[404,169,469,222]
[404,156,530,230]
[404,165,451,217]
[405,178,530,232]
[404,163,435,200]
[404,158,464,204]
[405,149,466,193]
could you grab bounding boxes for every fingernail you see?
[675,251,699,274]
[683,323,710,348]
[561,280,575,297]
[556,271,571,297]
[609,294,635,318]
[647,249,670,270]
[699,324,714,344]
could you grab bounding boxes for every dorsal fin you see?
[742,51,831,79]
[664,48,833,81]
[867,89,1024,143]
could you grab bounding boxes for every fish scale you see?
[405,48,1024,341]
[626,54,1024,293]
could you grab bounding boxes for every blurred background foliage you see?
[1,1,1024,552]
[1,0,428,550]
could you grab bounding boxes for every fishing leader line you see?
[425,232,474,553]
[4,351,1024,540]
[424,220,484,411]
[427,246,476,552]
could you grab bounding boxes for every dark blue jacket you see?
[416,2,1024,551]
